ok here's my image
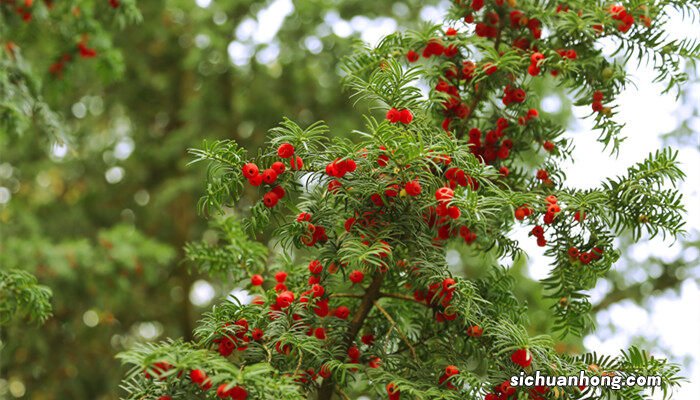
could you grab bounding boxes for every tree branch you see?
[373,300,417,360]
[317,271,385,400]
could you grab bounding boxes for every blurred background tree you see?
[1,0,698,399]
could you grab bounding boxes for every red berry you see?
[435,187,454,202]
[228,385,248,400]
[277,143,295,158]
[274,283,287,292]
[568,247,579,259]
[466,325,483,337]
[398,109,413,124]
[349,270,364,284]
[251,328,264,341]
[445,365,459,377]
[530,52,545,63]
[308,260,323,275]
[447,206,461,219]
[361,334,375,345]
[579,252,593,264]
[275,271,288,283]
[263,191,279,208]
[190,369,207,384]
[242,163,259,179]
[262,169,278,184]
[271,161,286,174]
[442,278,456,292]
[386,382,400,399]
[334,306,350,319]
[543,141,555,152]
[511,348,532,367]
[406,50,419,62]
[250,274,264,286]
[248,174,263,186]
[347,345,360,360]
[276,291,295,308]
[593,90,604,102]
[528,64,541,76]
[290,155,303,170]
[405,180,422,196]
[311,284,325,298]
[314,327,326,340]
[386,108,401,123]
[297,212,312,222]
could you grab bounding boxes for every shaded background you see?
[0,0,698,399]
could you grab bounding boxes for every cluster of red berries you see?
[46,36,97,77]
[413,277,460,322]
[213,319,262,357]
[295,212,328,247]
[608,4,636,32]
[542,195,561,225]
[437,365,460,389]
[445,167,478,190]
[535,168,551,184]
[517,108,539,126]
[514,204,533,221]
[385,108,414,124]
[467,120,513,165]
[188,369,213,391]
[386,382,400,400]
[502,85,527,106]
[241,143,302,208]
[484,381,516,400]
[422,187,477,245]
[144,360,174,380]
[77,37,97,58]
[530,225,546,247]
[216,384,248,400]
[528,52,545,76]
[436,78,471,129]
[591,90,606,113]
[568,246,604,265]
[464,0,542,41]
[466,324,483,337]
[3,0,33,21]
[49,54,72,77]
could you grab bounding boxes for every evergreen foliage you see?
[117,0,698,399]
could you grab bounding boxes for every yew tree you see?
[118,1,698,399]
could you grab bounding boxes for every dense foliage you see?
[114,1,698,400]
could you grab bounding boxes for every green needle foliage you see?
[117,1,697,399]
[0,268,52,325]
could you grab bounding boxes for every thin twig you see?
[335,387,352,400]
[380,292,429,306]
[292,350,304,378]
[330,293,364,299]
[373,300,417,361]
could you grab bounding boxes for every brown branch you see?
[380,291,429,307]
[317,271,385,400]
[373,300,417,361]
[329,293,364,299]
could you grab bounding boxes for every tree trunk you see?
[317,271,385,400]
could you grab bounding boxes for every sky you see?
[191,0,700,397]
